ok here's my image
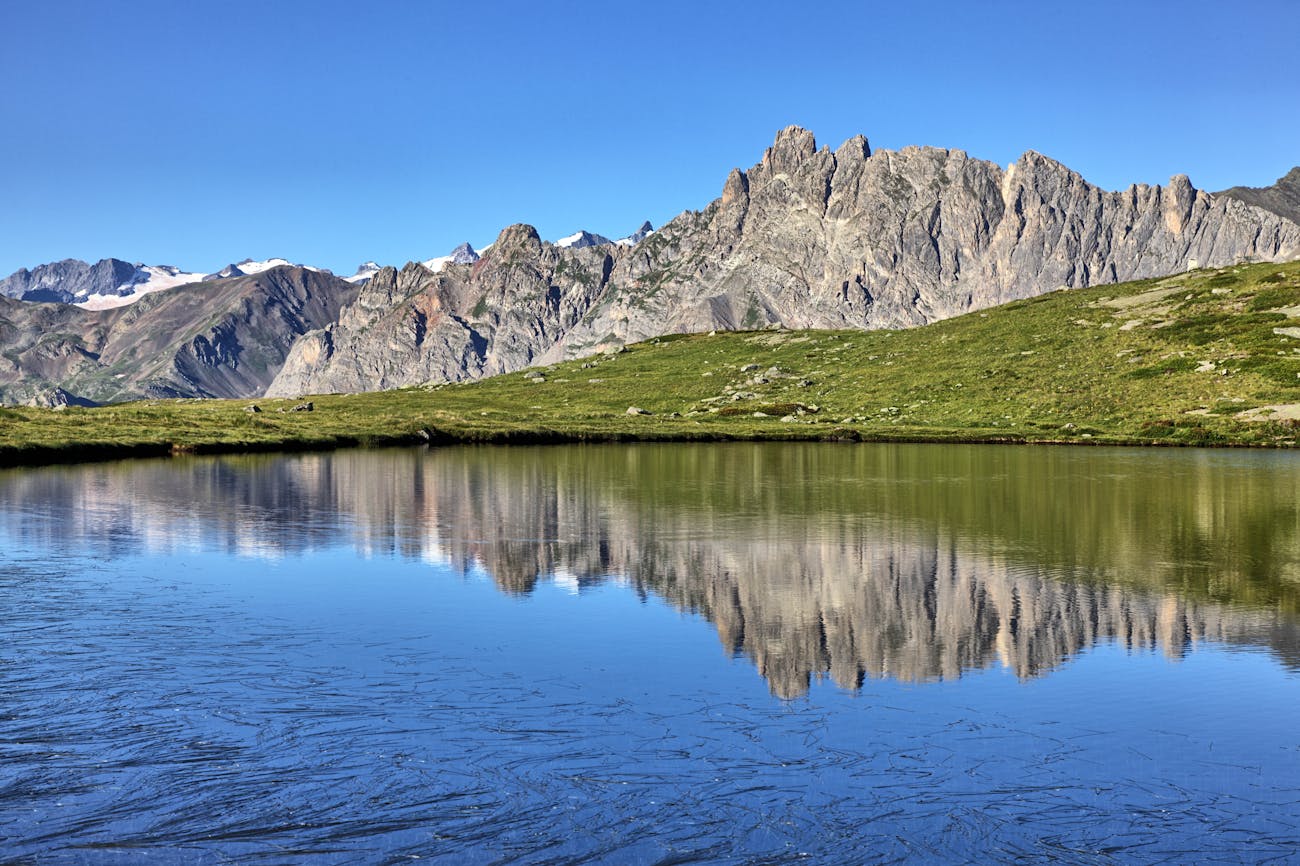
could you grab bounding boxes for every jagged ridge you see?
[271,126,1300,396]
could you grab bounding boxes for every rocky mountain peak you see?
[762,125,819,174]
[491,223,543,253]
[1013,149,1083,179]
[834,134,871,162]
[448,242,480,264]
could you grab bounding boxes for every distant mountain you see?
[1217,167,1300,225]
[421,241,482,273]
[204,258,322,280]
[346,262,382,284]
[447,242,480,264]
[554,230,613,249]
[617,221,655,246]
[0,267,358,405]
[0,256,324,309]
[79,265,210,310]
[3,229,647,312]
[0,258,205,307]
[555,224,655,248]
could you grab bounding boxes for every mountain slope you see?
[270,127,1300,396]
[1217,167,1300,225]
[0,267,358,404]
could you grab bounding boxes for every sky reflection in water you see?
[1,443,1298,864]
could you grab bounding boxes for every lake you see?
[1,443,1297,864]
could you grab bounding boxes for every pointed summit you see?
[421,241,483,273]
[448,242,480,264]
[762,126,817,173]
[616,221,655,246]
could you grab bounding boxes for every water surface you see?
[2,443,1298,863]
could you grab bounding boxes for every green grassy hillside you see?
[2,260,1300,465]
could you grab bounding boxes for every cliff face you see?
[271,127,1300,394]
[0,267,357,404]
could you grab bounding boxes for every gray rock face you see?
[272,127,1300,396]
[268,225,615,395]
[0,258,143,303]
[1217,167,1300,225]
[0,267,358,404]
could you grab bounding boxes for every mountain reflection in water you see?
[4,443,1297,698]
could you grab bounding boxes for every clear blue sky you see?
[1,0,1297,277]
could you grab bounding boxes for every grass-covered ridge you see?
[3,260,1300,465]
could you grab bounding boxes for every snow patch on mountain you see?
[554,230,613,249]
[76,265,207,310]
[210,258,321,280]
[346,262,382,284]
[616,221,655,247]
[552,223,653,249]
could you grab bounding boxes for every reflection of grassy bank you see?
[4,261,1300,465]
[428,443,1300,620]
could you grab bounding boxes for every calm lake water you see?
[1,443,1298,864]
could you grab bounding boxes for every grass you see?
[2,260,1300,466]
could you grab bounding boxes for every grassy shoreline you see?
[3,260,1300,468]
[0,416,1283,472]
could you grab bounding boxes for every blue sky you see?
[1,0,1297,277]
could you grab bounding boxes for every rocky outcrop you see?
[0,267,358,404]
[1217,166,1300,225]
[272,127,1300,394]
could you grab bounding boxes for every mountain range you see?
[2,126,1298,405]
